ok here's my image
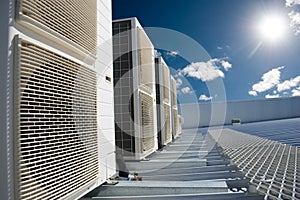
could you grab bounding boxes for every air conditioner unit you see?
[170,76,177,139]
[1,0,115,199]
[155,56,172,148]
[113,18,158,160]
[162,62,173,144]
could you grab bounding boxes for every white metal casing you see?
[113,17,158,160]
[1,0,115,199]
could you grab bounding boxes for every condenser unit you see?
[113,18,158,160]
[1,0,115,199]
[155,56,172,148]
[162,61,173,143]
[170,76,180,139]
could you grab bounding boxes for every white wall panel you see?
[181,97,300,129]
[98,116,114,130]
[98,89,113,104]
[96,0,116,184]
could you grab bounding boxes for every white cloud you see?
[154,49,161,57]
[179,58,232,82]
[176,78,183,87]
[217,46,223,50]
[286,0,300,7]
[199,94,213,101]
[221,60,232,71]
[292,87,300,96]
[277,75,300,92]
[181,87,193,94]
[166,50,179,57]
[249,66,284,96]
[248,90,258,96]
[289,11,300,35]
[265,94,280,99]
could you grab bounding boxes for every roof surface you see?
[82,127,265,199]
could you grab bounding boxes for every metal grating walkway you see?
[210,128,300,199]
[82,129,263,199]
[230,118,300,147]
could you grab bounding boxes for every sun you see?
[258,15,287,42]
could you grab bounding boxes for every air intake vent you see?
[15,38,98,199]
[162,63,170,103]
[17,0,97,54]
[171,78,177,108]
[140,92,155,152]
[138,28,154,93]
[164,103,171,142]
[173,108,178,137]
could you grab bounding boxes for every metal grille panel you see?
[173,108,179,137]
[15,39,98,200]
[112,20,136,155]
[176,115,181,135]
[138,28,154,94]
[140,92,155,152]
[209,129,300,200]
[17,0,97,54]
[171,78,177,108]
[164,103,171,143]
[162,63,170,103]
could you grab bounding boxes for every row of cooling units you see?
[113,18,183,160]
[1,1,182,200]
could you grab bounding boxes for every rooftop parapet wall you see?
[181,96,300,129]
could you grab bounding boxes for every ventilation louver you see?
[173,109,178,137]
[162,63,170,103]
[164,104,171,142]
[15,38,98,200]
[140,92,155,152]
[138,28,153,94]
[17,0,97,54]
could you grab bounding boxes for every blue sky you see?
[113,0,300,103]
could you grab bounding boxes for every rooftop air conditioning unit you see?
[113,18,158,160]
[1,0,115,199]
[170,76,180,139]
[155,56,172,148]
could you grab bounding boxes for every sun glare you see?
[258,15,287,42]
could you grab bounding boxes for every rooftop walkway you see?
[210,127,300,199]
[82,129,263,199]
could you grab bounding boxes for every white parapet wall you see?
[181,97,300,129]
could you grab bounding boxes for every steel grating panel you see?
[209,129,300,200]
[17,0,97,54]
[140,92,155,152]
[230,118,300,147]
[15,38,98,200]
[164,103,171,143]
